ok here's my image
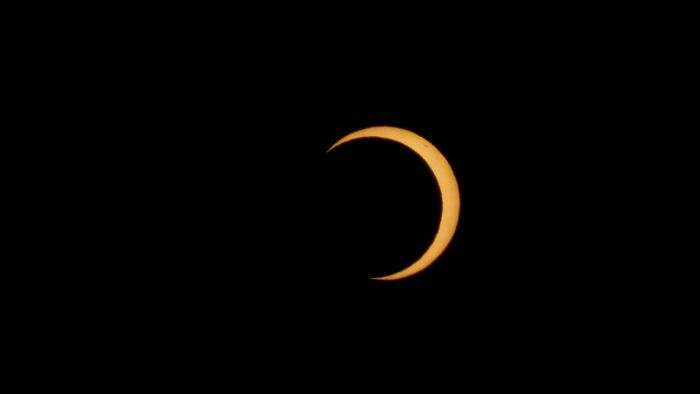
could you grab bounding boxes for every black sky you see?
[15,4,695,391]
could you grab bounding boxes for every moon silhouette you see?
[327,126,461,280]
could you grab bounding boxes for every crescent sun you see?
[327,126,461,281]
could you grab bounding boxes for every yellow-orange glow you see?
[327,126,461,280]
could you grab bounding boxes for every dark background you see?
[15,4,694,391]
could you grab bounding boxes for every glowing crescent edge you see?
[327,126,461,280]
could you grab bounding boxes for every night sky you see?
[16,4,693,391]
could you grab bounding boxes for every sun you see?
[327,126,461,280]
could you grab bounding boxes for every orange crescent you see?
[327,126,461,280]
